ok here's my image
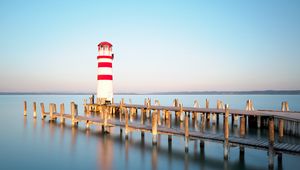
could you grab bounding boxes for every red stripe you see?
[97,55,113,59]
[98,62,112,68]
[98,75,113,80]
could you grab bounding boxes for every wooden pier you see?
[24,98,300,169]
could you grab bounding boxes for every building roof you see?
[98,41,112,47]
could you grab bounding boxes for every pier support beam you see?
[167,114,172,143]
[240,115,246,155]
[33,102,37,118]
[40,103,45,119]
[60,103,65,124]
[185,113,189,152]
[179,103,184,122]
[205,99,210,122]
[24,101,27,116]
[224,104,229,160]
[257,116,261,129]
[125,108,129,140]
[268,117,275,170]
[49,103,54,121]
[152,111,158,145]
[279,119,284,141]
[71,102,78,126]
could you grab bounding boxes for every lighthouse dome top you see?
[98,41,112,47]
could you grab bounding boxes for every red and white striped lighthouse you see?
[97,41,114,103]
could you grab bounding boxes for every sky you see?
[0,0,300,93]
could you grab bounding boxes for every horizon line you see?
[1,90,300,95]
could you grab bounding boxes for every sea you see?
[0,94,299,170]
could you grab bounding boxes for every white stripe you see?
[98,58,112,63]
[98,68,113,75]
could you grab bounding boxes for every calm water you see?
[0,95,300,170]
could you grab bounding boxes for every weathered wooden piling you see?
[23,101,27,116]
[141,110,145,137]
[224,104,229,160]
[125,108,129,139]
[240,115,246,154]
[40,103,45,119]
[268,117,275,169]
[49,103,54,121]
[192,100,199,121]
[205,99,210,122]
[152,111,158,145]
[90,95,94,104]
[71,102,78,126]
[173,99,180,119]
[33,102,37,118]
[155,100,161,126]
[184,113,189,152]
[179,103,184,121]
[146,98,151,118]
[167,114,172,142]
[53,104,57,114]
[60,103,65,123]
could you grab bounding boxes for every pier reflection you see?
[32,116,278,170]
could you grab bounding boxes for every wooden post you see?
[179,103,184,121]
[49,103,54,121]
[53,104,57,113]
[216,100,221,124]
[167,113,172,142]
[40,103,45,119]
[193,100,199,121]
[281,101,290,136]
[125,108,129,139]
[184,113,189,152]
[240,115,245,155]
[157,110,161,126]
[279,118,284,142]
[60,103,65,123]
[224,104,229,160]
[23,101,27,116]
[174,99,180,119]
[91,95,94,104]
[257,115,261,129]
[33,102,37,118]
[86,120,90,129]
[155,100,161,126]
[71,102,77,126]
[152,111,158,145]
[268,117,275,169]
[119,99,123,121]
[141,108,145,137]
[166,110,170,120]
[205,99,210,122]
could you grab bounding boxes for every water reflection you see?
[97,134,113,170]
[152,146,157,170]
[23,108,300,170]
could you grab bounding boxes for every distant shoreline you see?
[1,90,300,95]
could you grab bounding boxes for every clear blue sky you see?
[0,0,299,93]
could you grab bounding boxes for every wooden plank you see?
[107,103,300,122]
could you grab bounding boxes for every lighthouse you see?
[97,41,114,104]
